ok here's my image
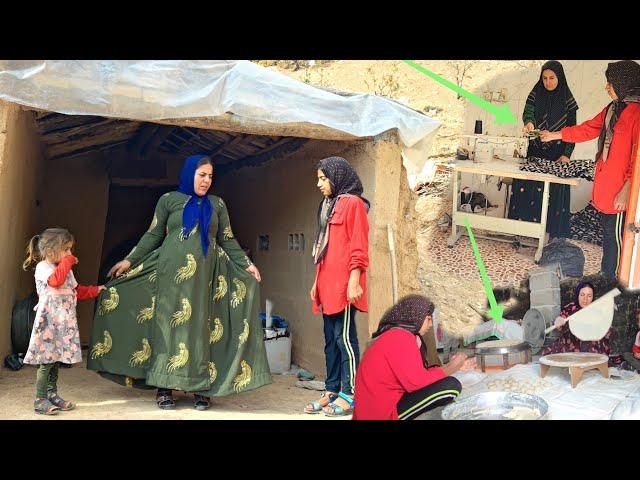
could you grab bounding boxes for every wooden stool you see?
[539,353,609,388]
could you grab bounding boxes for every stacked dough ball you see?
[486,375,552,395]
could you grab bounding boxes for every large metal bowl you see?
[441,391,548,420]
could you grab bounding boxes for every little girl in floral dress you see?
[22,228,105,415]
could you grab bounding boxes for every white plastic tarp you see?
[0,60,440,181]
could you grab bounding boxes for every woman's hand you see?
[558,155,571,164]
[522,122,535,134]
[441,353,469,376]
[614,181,631,211]
[310,282,317,303]
[109,260,131,278]
[246,264,261,283]
[634,351,640,360]
[554,316,568,329]
[460,357,477,371]
[540,130,562,143]
[347,277,363,304]
[98,285,107,293]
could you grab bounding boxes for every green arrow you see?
[403,60,517,125]
[463,217,504,323]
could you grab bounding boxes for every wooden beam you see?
[208,134,246,159]
[127,123,161,155]
[49,139,130,160]
[217,138,307,174]
[153,113,366,142]
[45,123,139,158]
[37,115,107,134]
[140,125,176,159]
[40,119,122,145]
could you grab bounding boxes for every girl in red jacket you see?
[22,228,105,415]
[352,294,476,420]
[304,156,370,417]
[541,60,640,279]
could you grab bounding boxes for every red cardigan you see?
[48,255,101,300]
[313,195,369,315]
[352,329,447,420]
[561,103,640,214]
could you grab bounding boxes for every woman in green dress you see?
[87,155,271,410]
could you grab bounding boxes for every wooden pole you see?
[619,135,640,289]
[387,223,398,304]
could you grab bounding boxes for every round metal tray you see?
[441,391,548,420]
[475,340,531,355]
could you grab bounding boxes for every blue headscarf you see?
[177,155,214,256]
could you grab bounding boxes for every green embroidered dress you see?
[87,192,271,396]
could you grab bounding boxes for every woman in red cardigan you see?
[541,60,640,279]
[352,294,476,420]
[304,156,370,417]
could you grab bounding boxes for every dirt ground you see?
[0,359,348,420]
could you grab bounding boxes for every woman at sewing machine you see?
[541,280,612,358]
[508,60,578,239]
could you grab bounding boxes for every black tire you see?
[11,293,38,355]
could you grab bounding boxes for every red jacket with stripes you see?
[312,195,369,316]
[352,329,447,420]
[561,103,640,214]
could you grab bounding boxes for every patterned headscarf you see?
[313,156,370,264]
[371,294,436,367]
[526,60,578,158]
[372,294,435,338]
[598,60,640,162]
[177,155,214,256]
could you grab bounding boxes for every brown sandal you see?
[34,398,60,416]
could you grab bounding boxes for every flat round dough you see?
[477,339,524,349]
[540,352,608,368]
[567,289,619,341]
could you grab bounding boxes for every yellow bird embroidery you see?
[179,225,198,241]
[223,226,234,240]
[213,276,227,301]
[210,318,223,344]
[170,298,192,327]
[174,253,197,283]
[231,279,246,308]
[218,247,230,261]
[218,198,225,208]
[136,296,155,324]
[208,362,217,383]
[149,271,157,283]
[148,214,158,232]
[233,360,252,393]
[91,330,112,359]
[98,287,119,315]
[238,319,249,346]
[167,342,189,372]
[125,377,133,387]
[122,263,144,279]
[129,338,151,366]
